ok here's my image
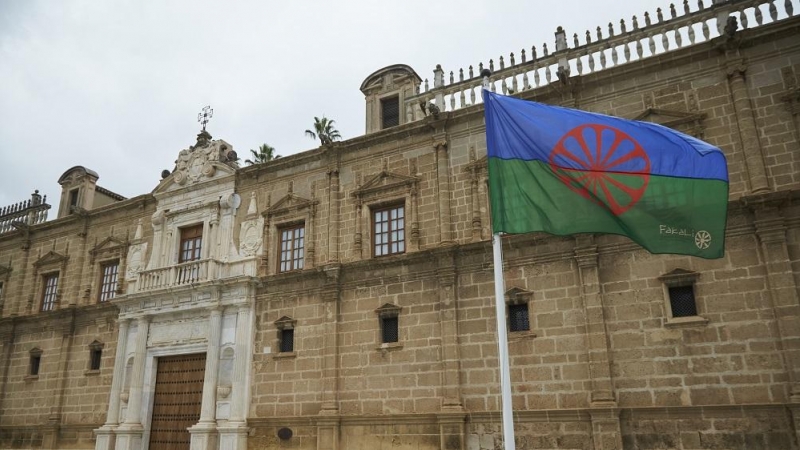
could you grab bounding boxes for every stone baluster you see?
[675,25,683,47]
[769,1,778,21]
[786,0,794,17]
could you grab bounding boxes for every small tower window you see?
[29,348,42,377]
[668,285,697,318]
[88,340,105,372]
[659,269,707,327]
[381,96,400,129]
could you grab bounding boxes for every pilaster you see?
[574,236,623,449]
[746,194,800,401]
[327,168,340,263]
[320,265,341,413]
[434,137,454,245]
[189,307,223,450]
[726,60,770,193]
[434,249,463,412]
[95,318,130,450]
[116,315,150,450]
[218,304,251,450]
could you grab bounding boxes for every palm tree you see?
[245,143,280,165]
[305,116,341,145]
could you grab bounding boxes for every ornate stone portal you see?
[95,130,257,450]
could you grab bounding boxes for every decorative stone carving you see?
[169,131,238,187]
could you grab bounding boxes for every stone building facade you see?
[1,1,800,449]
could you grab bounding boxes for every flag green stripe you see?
[489,158,728,259]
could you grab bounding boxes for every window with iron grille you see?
[29,353,41,376]
[381,316,399,343]
[98,261,119,302]
[41,273,59,312]
[179,224,203,263]
[90,348,102,371]
[381,96,400,129]
[508,303,530,332]
[373,204,405,257]
[668,285,697,318]
[279,328,294,353]
[279,224,305,272]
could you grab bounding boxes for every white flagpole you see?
[492,233,516,450]
[483,71,516,450]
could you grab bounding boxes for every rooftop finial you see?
[197,105,213,131]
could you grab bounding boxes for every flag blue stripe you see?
[484,91,728,182]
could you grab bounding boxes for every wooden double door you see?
[148,353,206,450]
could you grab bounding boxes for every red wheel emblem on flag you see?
[549,124,650,215]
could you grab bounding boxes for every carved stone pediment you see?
[89,236,128,260]
[359,64,422,95]
[464,155,488,174]
[154,131,239,193]
[633,108,706,137]
[264,193,317,218]
[33,251,68,269]
[505,287,533,304]
[375,303,401,318]
[658,268,699,286]
[352,170,419,200]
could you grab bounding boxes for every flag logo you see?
[549,124,651,216]
[694,230,711,249]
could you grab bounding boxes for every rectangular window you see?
[381,316,399,343]
[373,205,405,257]
[41,273,59,312]
[90,348,102,371]
[98,262,119,302]
[0,282,4,301]
[69,189,79,208]
[279,224,305,272]
[279,328,294,353]
[179,224,203,263]
[381,96,400,129]
[30,354,41,376]
[508,303,530,332]
[668,285,697,318]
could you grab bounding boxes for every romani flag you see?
[484,91,729,259]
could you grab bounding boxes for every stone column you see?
[354,201,363,259]
[218,305,250,450]
[190,307,223,450]
[95,318,130,450]
[574,236,623,450]
[115,316,150,450]
[469,163,482,242]
[434,138,454,245]
[727,62,770,193]
[750,200,800,402]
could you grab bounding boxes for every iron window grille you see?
[90,348,102,371]
[373,205,405,257]
[279,224,305,272]
[381,96,400,129]
[508,303,530,332]
[668,285,698,318]
[29,352,41,376]
[98,261,119,302]
[279,328,294,353]
[41,273,59,312]
[381,316,399,343]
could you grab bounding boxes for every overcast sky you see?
[1,0,718,211]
